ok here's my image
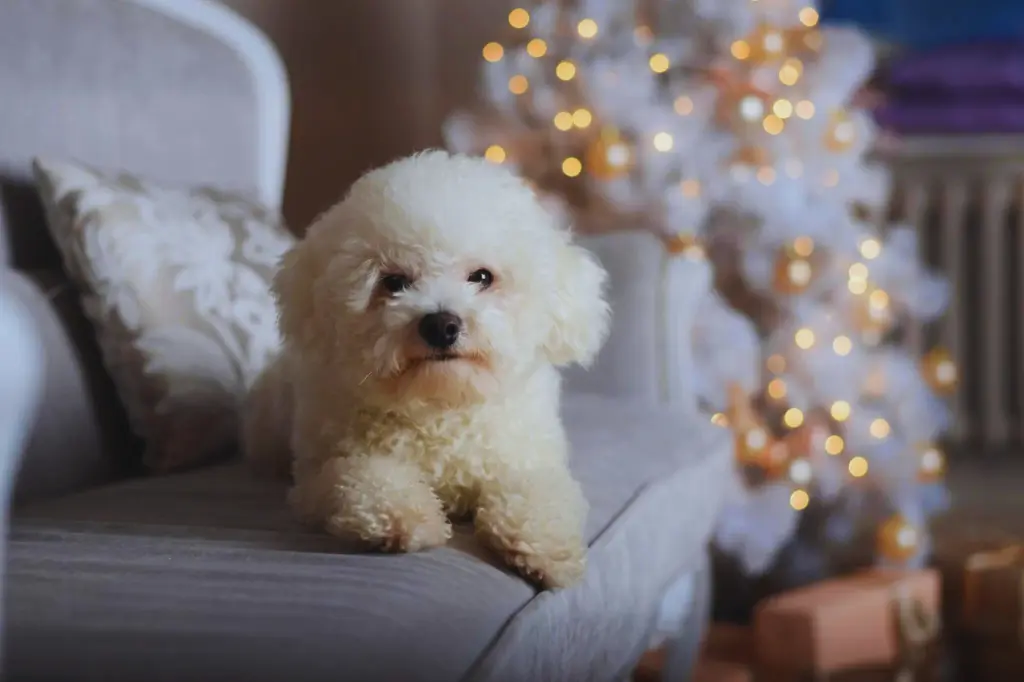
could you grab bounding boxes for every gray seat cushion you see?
[5,395,730,682]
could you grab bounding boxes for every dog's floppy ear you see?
[542,238,611,368]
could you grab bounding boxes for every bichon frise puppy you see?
[243,151,609,588]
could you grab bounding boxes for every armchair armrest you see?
[562,231,712,414]
[0,272,46,659]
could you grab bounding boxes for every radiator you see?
[883,136,1024,455]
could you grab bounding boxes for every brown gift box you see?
[634,650,752,682]
[753,569,940,680]
[963,545,1024,639]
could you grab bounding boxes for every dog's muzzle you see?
[418,311,462,350]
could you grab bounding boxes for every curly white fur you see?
[242,151,610,589]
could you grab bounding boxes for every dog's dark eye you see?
[380,274,411,295]
[468,268,494,290]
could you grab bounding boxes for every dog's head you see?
[274,151,610,407]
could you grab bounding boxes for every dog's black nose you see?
[418,312,462,350]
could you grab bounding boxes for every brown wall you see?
[218,0,514,231]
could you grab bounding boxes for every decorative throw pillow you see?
[33,159,295,472]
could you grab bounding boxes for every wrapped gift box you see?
[753,569,940,680]
[963,545,1024,637]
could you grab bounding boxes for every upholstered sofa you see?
[0,1,731,681]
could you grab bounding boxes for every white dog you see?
[243,151,609,588]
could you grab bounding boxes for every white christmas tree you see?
[445,0,956,578]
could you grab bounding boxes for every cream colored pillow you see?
[33,159,294,472]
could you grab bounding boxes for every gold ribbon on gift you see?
[889,581,941,682]
[964,544,1024,647]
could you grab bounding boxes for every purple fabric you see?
[876,100,1024,134]
[888,42,1024,95]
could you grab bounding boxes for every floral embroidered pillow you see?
[33,158,295,472]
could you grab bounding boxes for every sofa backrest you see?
[0,0,290,502]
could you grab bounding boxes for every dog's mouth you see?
[404,351,488,372]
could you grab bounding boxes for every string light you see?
[762,29,785,55]
[674,96,694,115]
[508,75,529,94]
[508,8,530,29]
[740,96,766,121]
[825,435,845,455]
[779,59,803,86]
[757,166,776,185]
[799,7,820,27]
[553,111,573,131]
[848,456,869,478]
[869,289,890,312]
[793,237,814,257]
[556,60,577,81]
[849,263,869,281]
[561,157,583,177]
[773,99,794,119]
[830,400,851,422]
[526,38,547,58]
[711,412,729,427]
[859,238,882,260]
[484,145,506,163]
[833,335,853,356]
[767,378,787,400]
[763,115,785,135]
[731,40,751,60]
[795,328,815,349]
[784,408,805,428]
[849,278,868,295]
[789,458,813,485]
[573,109,593,128]
[870,418,891,440]
[790,489,810,511]
[482,42,504,62]
[649,53,670,73]
[653,132,674,152]
[767,354,786,374]
[634,25,653,45]
[795,100,816,119]
[577,18,599,39]
[919,444,946,481]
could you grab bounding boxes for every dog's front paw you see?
[498,539,587,589]
[327,507,452,553]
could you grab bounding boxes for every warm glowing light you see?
[573,108,593,128]
[767,378,787,400]
[849,456,869,478]
[763,115,785,135]
[711,412,729,427]
[553,111,574,131]
[789,459,813,485]
[740,96,766,121]
[653,132,674,152]
[757,166,777,185]
[795,328,815,349]
[790,489,810,511]
[869,289,890,310]
[784,408,805,428]
[920,445,946,478]
[793,236,814,257]
[796,100,816,119]
[859,238,882,260]
[526,38,547,58]
[731,40,751,60]
[825,435,845,455]
[848,278,868,295]
[577,18,599,38]
[762,30,784,54]
[681,179,701,197]
[767,354,787,374]
[799,7,820,27]
[773,99,794,119]
[484,145,506,163]
[674,96,694,115]
[779,59,803,86]
[833,335,853,356]
[831,400,851,422]
[634,25,653,45]
[870,418,891,439]
[745,428,769,451]
[508,8,530,29]
[508,75,529,94]
[556,61,577,81]
[562,157,583,177]
[649,53,671,73]
[849,263,869,281]
[482,42,504,62]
